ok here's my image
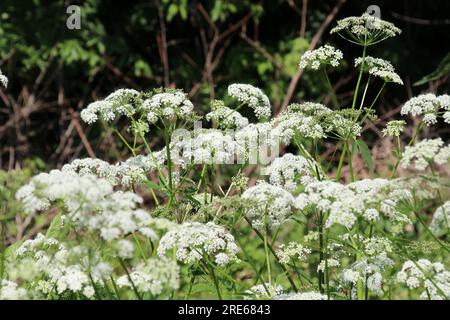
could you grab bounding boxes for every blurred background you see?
[0,0,449,171]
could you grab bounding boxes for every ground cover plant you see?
[0,12,449,300]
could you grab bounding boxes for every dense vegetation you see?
[0,1,449,300]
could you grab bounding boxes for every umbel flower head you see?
[430,201,450,237]
[299,45,343,70]
[331,13,401,46]
[116,258,180,296]
[0,68,8,88]
[401,93,450,126]
[397,259,450,300]
[142,88,194,124]
[266,153,313,191]
[354,56,403,84]
[272,102,333,143]
[206,99,249,129]
[400,138,450,170]
[242,181,296,229]
[382,120,406,137]
[228,83,271,119]
[81,89,140,124]
[157,221,239,267]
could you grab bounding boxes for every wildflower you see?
[245,283,283,300]
[234,123,278,164]
[62,154,165,187]
[355,56,403,84]
[401,93,450,126]
[206,100,249,129]
[296,178,412,229]
[331,13,401,45]
[15,170,157,242]
[116,239,135,259]
[272,102,332,142]
[266,153,313,191]
[157,222,239,266]
[277,242,311,264]
[242,181,295,229]
[142,89,194,124]
[400,138,447,170]
[81,89,140,124]
[0,68,8,88]
[116,258,180,296]
[228,83,271,118]
[363,208,380,221]
[274,291,328,300]
[231,172,249,191]
[0,280,27,300]
[171,129,236,167]
[382,120,406,137]
[299,45,343,70]
[317,258,340,272]
[429,201,450,236]
[397,259,450,299]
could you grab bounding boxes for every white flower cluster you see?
[355,56,403,84]
[272,103,332,142]
[81,89,140,124]
[296,178,412,229]
[228,83,271,118]
[15,170,157,242]
[171,129,236,167]
[61,154,164,187]
[382,120,406,137]
[401,93,450,126]
[277,242,311,264]
[0,280,27,300]
[244,283,283,300]
[242,181,295,229]
[274,291,328,300]
[340,251,393,296]
[397,259,450,300]
[234,123,278,163]
[330,13,401,45]
[266,153,312,191]
[116,258,180,296]
[400,138,450,170]
[12,235,108,298]
[157,222,239,266]
[0,68,8,88]
[317,258,340,272]
[206,100,249,129]
[430,201,450,236]
[142,91,194,124]
[299,45,343,70]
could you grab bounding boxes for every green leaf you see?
[356,140,374,175]
[414,52,450,86]
[3,239,24,260]
[143,180,165,192]
[167,3,178,22]
[46,213,63,239]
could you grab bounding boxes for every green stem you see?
[118,258,142,300]
[206,261,222,300]
[244,217,298,292]
[114,129,136,157]
[351,43,367,110]
[347,141,355,182]
[323,67,338,108]
[335,141,348,181]
[263,226,272,285]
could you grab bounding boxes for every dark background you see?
[0,0,449,170]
